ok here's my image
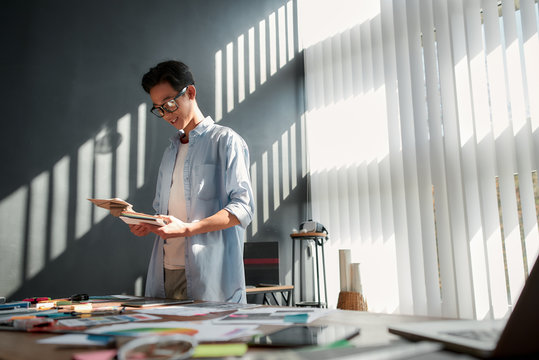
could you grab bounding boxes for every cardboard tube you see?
[339,249,352,292]
[351,263,363,294]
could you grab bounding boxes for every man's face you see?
[149,82,192,131]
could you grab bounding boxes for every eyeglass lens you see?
[151,87,187,117]
[152,100,178,117]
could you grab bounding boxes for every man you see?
[130,60,254,303]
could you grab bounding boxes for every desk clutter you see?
[0,293,340,359]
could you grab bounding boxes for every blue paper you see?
[284,313,309,323]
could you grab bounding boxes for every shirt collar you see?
[190,116,214,138]
[169,116,214,144]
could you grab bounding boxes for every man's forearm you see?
[186,209,240,236]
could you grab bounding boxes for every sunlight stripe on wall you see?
[269,12,278,76]
[94,128,112,224]
[51,155,69,260]
[137,104,146,189]
[262,151,269,222]
[215,50,223,122]
[250,162,258,237]
[237,34,246,104]
[248,27,256,94]
[272,140,280,211]
[28,171,49,278]
[76,138,94,239]
[259,19,267,85]
[278,6,287,68]
[116,113,131,200]
[290,122,297,190]
[287,1,295,61]
[0,186,27,295]
[226,42,235,113]
[281,130,290,200]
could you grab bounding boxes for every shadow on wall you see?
[0,0,308,300]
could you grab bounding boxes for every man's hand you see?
[129,223,152,237]
[129,210,239,239]
[150,215,190,239]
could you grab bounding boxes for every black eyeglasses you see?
[150,86,188,117]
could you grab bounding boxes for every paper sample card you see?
[88,198,166,226]
[118,212,167,226]
[87,321,259,342]
[58,313,160,327]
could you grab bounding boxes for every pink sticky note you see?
[72,349,117,360]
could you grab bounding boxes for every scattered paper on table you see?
[134,306,210,317]
[182,301,259,311]
[213,307,334,325]
[86,321,259,342]
[58,313,160,327]
[37,334,112,346]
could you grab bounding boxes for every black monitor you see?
[243,241,280,286]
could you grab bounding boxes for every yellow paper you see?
[193,343,248,358]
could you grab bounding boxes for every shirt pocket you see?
[193,164,217,200]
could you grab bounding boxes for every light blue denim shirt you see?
[144,117,254,303]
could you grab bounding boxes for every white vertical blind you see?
[466,0,509,320]
[299,0,539,318]
[520,0,539,272]
[419,0,459,319]
[380,0,414,315]
[395,0,434,316]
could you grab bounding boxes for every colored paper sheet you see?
[72,349,117,360]
[213,307,334,325]
[37,334,113,346]
[193,343,248,358]
[86,321,259,342]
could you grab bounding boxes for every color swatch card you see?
[86,321,259,342]
[58,314,160,327]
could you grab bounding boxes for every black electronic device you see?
[249,325,360,347]
[389,255,539,358]
[243,241,280,287]
[299,220,327,234]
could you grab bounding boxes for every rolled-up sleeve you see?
[223,134,254,229]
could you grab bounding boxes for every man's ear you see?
[187,84,196,99]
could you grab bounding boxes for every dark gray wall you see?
[0,0,308,300]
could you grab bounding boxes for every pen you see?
[71,306,125,317]
[22,297,51,304]
[0,301,31,311]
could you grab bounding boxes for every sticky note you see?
[55,300,72,306]
[72,349,117,360]
[193,343,248,358]
[284,313,309,323]
[36,302,55,310]
[69,303,93,311]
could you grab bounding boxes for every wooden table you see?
[0,300,467,360]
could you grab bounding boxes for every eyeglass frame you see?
[150,86,188,117]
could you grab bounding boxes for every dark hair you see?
[141,60,195,93]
